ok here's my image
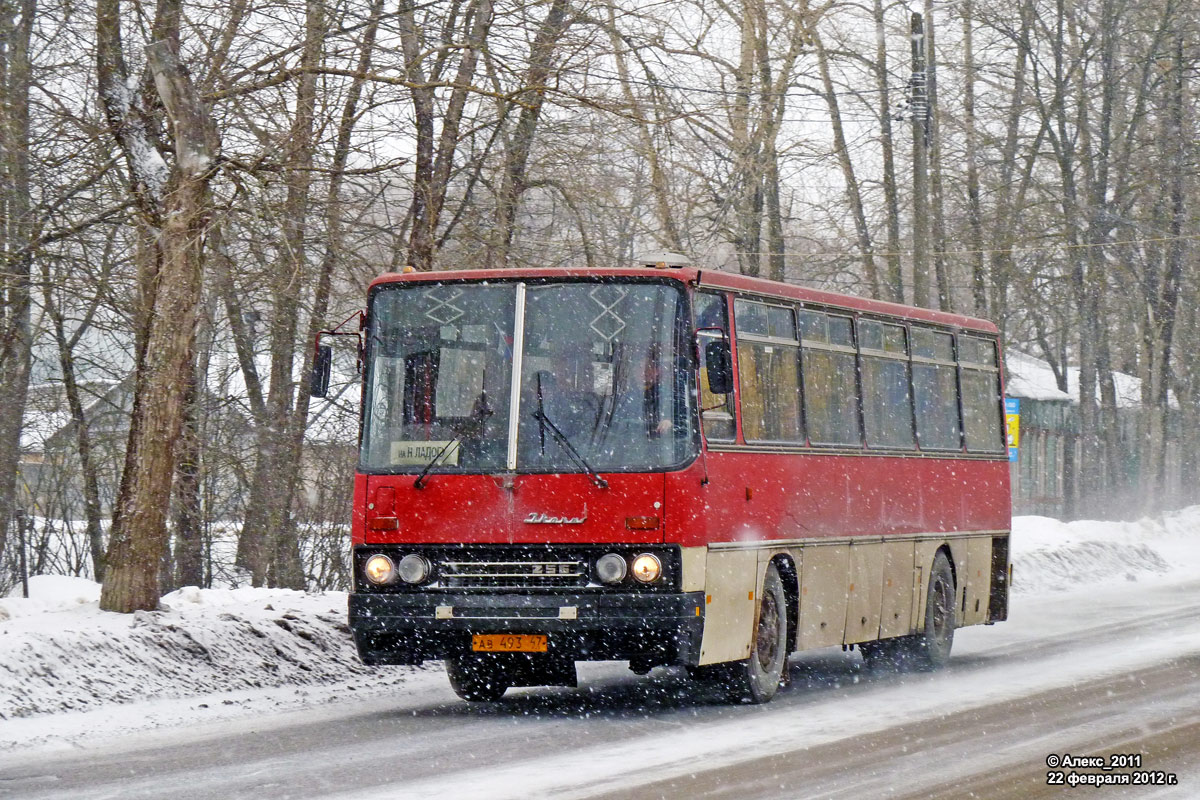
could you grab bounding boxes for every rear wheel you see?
[446,655,510,702]
[724,562,789,704]
[910,551,956,669]
[862,551,956,672]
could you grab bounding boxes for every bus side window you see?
[860,321,915,449]
[735,299,802,444]
[801,312,861,446]
[912,327,962,450]
[695,292,735,441]
[959,335,1004,451]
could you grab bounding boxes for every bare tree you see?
[97,0,220,611]
[0,0,36,570]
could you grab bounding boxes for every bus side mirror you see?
[704,339,733,394]
[310,343,332,397]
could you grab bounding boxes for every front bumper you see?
[349,590,706,666]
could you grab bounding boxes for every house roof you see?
[1005,350,1170,409]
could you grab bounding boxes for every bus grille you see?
[440,559,588,589]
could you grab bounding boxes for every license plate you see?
[471,634,548,653]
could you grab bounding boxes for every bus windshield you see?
[360,280,694,474]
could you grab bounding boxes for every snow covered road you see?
[4,575,1200,799]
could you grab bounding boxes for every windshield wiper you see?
[413,390,494,490]
[412,436,461,490]
[533,374,608,490]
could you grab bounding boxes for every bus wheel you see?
[909,551,956,670]
[446,655,510,702]
[730,562,789,704]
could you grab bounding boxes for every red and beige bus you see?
[315,258,1011,703]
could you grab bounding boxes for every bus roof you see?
[369,267,998,334]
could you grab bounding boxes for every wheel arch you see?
[771,554,799,653]
[935,543,958,590]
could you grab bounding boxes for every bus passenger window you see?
[960,335,1004,451]
[800,311,861,446]
[695,292,735,441]
[860,321,915,449]
[912,327,962,450]
[735,300,802,444]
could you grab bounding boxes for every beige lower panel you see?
[878,540,916,639]
[680,547,707,592]
[912,537,991,631]
[961,537,993,626]
[798,544,850,650]
[844,543,884,644]
[698,549,759,665]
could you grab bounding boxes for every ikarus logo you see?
[523,506,588,525]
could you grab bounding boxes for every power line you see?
[725,231,1200,260]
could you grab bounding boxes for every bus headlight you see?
[397,554,431,584]
[364,554,396,585]
[630,553,662,584]
[595,553,628,584]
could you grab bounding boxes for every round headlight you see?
[630,553,662,584]
[397,554,431,584]
[364,554,395,585]
[595,553,628,584]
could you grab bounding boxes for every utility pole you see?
[924,0,951,312]
[910,11,931,309]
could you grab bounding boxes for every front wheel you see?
[446,655,510,702]
[725,562,789,703]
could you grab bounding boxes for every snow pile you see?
[0,575,100,620]
[0,581,409,721]
[1010,508,1200,593]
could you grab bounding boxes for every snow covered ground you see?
[3,508,1200,759]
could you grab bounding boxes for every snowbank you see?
[1010,507,1200,593]
[0,574,100,620]
[0,583,409,723]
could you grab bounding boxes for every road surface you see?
[2,578,1199,799]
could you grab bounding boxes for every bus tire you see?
[445,655,509,702]
[728,562,789,704]
[909,550,956,670]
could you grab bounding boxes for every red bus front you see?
[347,272,707,694]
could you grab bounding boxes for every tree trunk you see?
[42,255,110,581]
[873,0,903,303]
[240,0,325,589]
[283,0,385,590]
[814,28,878,297]
[172,354,204,588]
[101,170,211,611]
[402,0,493,271]
[99,24,218,612]
[0,0,35,569]
[604,3,683,253]
[488,0,572,267]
